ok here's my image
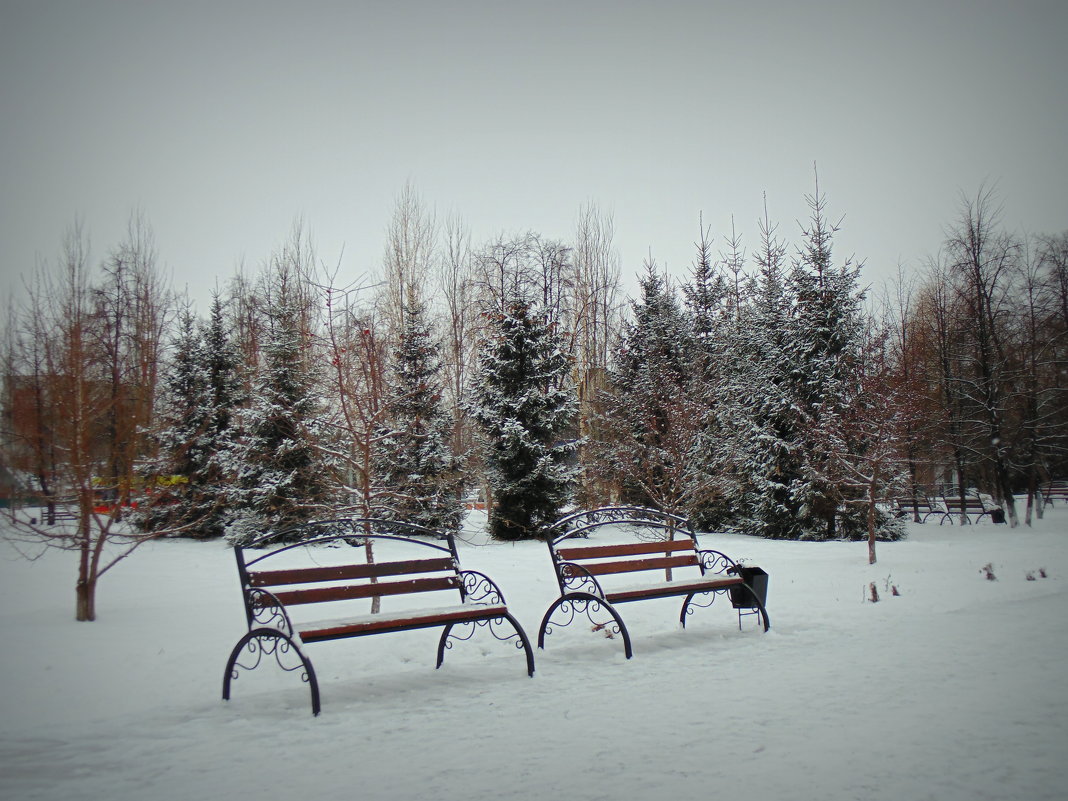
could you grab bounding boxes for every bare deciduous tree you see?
[3,220,173,621]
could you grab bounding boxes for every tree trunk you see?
[76,576,96,621]
[868,472,878,566]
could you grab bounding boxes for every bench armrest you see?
[245,588,295,636]
[698,549,737,576]
[556,561,606,598]
[457,570,508,605]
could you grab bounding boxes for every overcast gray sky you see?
[2,0,1066,311]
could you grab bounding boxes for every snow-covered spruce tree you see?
[717,203,809,539]
[783,184,871,539]
[371,294,464,531]
[227,288,330,545]
[469,297,578,540]
[681,218,737,527]
[135,308,210,534]
[682,215,727,373]
[595,262,706,514]
[139,296,243,538]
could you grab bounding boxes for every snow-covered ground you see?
[1,508,1066,801]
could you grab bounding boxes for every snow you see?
[2,509,1067,801]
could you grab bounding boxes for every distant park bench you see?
[222,518,535,715]
[1041,480,1068,506]
[537,506,769,659]
[891,493,949,524]
[34,497,78,525]
[940,488,1005,525]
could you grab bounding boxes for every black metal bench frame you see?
[1041,480,1068,506]
[891,493,950,525]
[222,518,534,715]
[939,488,1004,525]
[537,507,770,659]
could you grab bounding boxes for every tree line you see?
[3,182,1066,619]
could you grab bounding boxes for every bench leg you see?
[436,612,536,677]
[679,589,724,628]
[680,587,770,633]
[741,589,771,632]
[537,592,633,659]
[222,627,321,716]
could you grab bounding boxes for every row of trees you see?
[3,182,1067,619]
[888,189,1068,527]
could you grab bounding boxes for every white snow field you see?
[1,508,1066,801]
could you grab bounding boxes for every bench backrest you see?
[1042,480,1068,499]
[894,495,938,512]
[545,507,717,595]
[939,486,998,509]
[234,518,464,629]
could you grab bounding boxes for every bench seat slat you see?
[297,603,508,642]
[272,576,458,606]
[580,554,700,576]
[557,539,695,561]
[606,575,743,603]
[248,557,455,588]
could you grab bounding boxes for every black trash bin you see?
[729,565,768,610]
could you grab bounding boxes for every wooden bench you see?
[1041,480,1068,506]
[940,489,1004,524]
[222,518,535,715]
[891,493,949,524]
[537,507,769,659]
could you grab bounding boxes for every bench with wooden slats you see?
[1041,480,1068,506]
[940,488,1004,524]
[537,507,770,659]
[891,493,949,524]
[222,518,535,715]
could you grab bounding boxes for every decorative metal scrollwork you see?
[538,594,633,658]
[440,615,522,650]
[550,506,692,539]
[541,596,619,639]
[247,588,294,635]
[223,628,322,715]
[699,549,736,575]
[437,612,536,676]
[458,570,504,605]
[683,588,723,614]
[559,562,604,597]
[229,632,309,681]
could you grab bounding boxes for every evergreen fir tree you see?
[372,295,464,531]
[136,308,212,535]
[598,262,705,513]
[716,203,807,539]
[723,185,872,540]
[470,297,577,540]
[681,219,735,526]
[682,215,726,364]
[227,289,330,545]
[195,294,243,535]
[784,185,868,538]
[136,297,242,538]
